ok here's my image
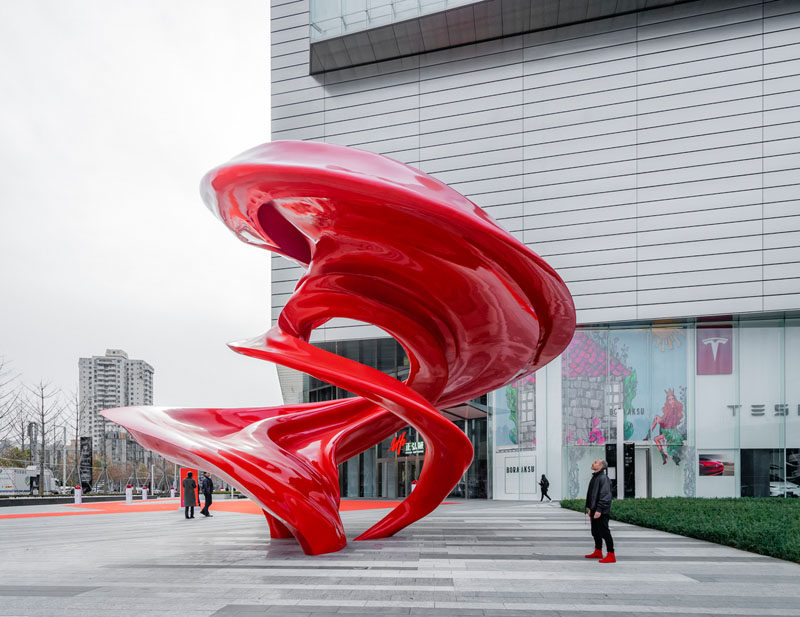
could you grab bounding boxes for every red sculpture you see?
[103,141,575,555]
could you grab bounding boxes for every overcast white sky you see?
[0,1,283,408]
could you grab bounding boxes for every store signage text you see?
[727,404,800,417]
[403,441,425,455]
[389,431,407,455]
[505,465,535,474]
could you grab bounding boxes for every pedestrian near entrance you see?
[182,472,197,519]
[539,474,551,501]
[200,472,214,517]
[584,458,615,563]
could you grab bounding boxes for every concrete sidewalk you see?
[0,499,797,616]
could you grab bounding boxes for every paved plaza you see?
[1,499,798,617]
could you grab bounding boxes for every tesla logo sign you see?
[702,337,728,360]
[697,326,732,374]
[389,431,407,455]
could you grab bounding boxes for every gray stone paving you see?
[0,500,798,616]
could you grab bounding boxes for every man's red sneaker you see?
[584,549,603,559]
[599,552,616,563]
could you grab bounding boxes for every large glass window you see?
[560,326,690,499]
[554,314,797,500]
[310,0,480,41]
[492,374,537,499]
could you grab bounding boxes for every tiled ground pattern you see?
[1,500,798,616]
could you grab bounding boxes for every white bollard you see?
[170,488,175,498]
[141,486,148,501]
[74,486,82,504]
[125,485,133,505]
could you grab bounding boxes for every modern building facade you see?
[78,349,155,467]
[270,0,800,500]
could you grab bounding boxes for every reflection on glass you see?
[310,0,481,41]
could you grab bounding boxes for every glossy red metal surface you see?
[102,141,575,555]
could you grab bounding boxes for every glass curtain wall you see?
[492,312,800,500]
[309,338,489,499]
[694,314,797,499]
[491,374,538,499]
[305,338,409,498]
[562,324,691,500]
[310,0,480,41]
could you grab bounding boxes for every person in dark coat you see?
[584,459,615,563]
[539,474,551,501]
[199,472,214,517]
[182,472,197,519]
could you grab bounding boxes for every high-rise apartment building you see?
[79,349,154,452]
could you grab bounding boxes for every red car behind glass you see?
[699,456,725,476]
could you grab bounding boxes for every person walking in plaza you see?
[584,458,615,563]
[199,471,214,517]
[182,472,197,519]
[539,474,551,501]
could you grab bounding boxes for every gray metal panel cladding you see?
[271,0,800,330]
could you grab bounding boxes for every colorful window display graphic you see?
[561,331,624,447]
[562,327,691,497]
[698,453,735,476]
[649,387,686,466]
[496,374,536,450]
[562,329,687,448]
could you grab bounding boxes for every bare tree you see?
[63,389,86,486]
[0,399,30,469]
[5,402,32,466]
[0,356,20,444]
[24,381,62,496]
[153,454,174,492]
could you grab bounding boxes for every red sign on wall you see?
[389,431,407,455]
[179,467,200,508]
[697,325,733,375]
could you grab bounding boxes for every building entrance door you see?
[447,417,488,499]
[397,460,407,497]
[377,456,423,498]
[373,413,488,499]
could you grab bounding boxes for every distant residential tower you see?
[78,349,154,452]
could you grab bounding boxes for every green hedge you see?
[561,497,800,564]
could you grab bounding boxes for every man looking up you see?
[584,458,615,563]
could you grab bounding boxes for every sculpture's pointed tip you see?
[228,333,269,355]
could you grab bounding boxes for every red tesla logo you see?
[389,431,407,455]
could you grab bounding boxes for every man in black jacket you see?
[199,472,214,517]
[584,459,615,563]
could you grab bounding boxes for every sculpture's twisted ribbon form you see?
[103,141,575,555]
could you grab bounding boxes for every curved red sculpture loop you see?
[103,141,575,555]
